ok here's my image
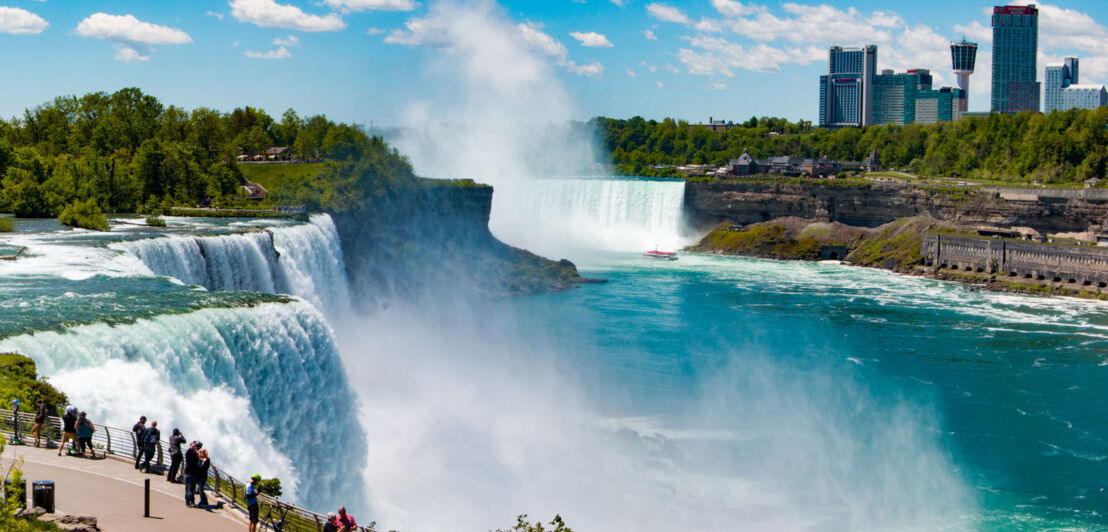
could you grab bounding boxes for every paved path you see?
[4,443,246,532]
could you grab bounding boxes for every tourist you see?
[32,399,48,448]
[141,421,160,473]
[167,428,185,483]
[196,447,211,507]
[246,474,261,532]
[9,399,20,443]
[336,506,357,532]
[132,416,147,469]
[183,441,199,507]
[76,411,95,458]
[323,513,339,532]
[57,407,78,456]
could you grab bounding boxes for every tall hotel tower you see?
[990,4,1039,113]
[950,39,977,112]
[818,45,877,128]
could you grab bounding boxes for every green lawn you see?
[237,163,329,193]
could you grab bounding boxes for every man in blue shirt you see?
[246,474,261,532]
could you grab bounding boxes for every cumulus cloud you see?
[569,31,612,48]
[656,81,664,88]
[953,21,991,44]
[76,13,191,45]
[75,13,190,61]
[611,0,625,6]
[677,35,823,75]
[246,46,292,59]
[273,35,299,46]
[206,10,224,20]
[706,80,727,90]
[229,0,345,31]
[114,45,149,62]
[323,0,418,12]
[366,27,384,35]
[647,3,690,24]
[644,29,657,41]
[388,14,604,78]
[625,68,636,77]
[0,6,48,34]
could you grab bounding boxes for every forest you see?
[591,107,1108,184]
[0,88,415,218]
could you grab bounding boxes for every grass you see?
[0,353,68,416]
[686,224,822,260]
[237,162,329,194]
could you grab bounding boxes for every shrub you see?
[58,200,110,232]
[145,215,166,227]
[0,218,12,232]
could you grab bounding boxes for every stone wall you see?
[920,234,1108,286]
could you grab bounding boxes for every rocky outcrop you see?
[330,183,587,306]
[684,181,1108,234]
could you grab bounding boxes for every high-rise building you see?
[818,45,877,128]
[872,69,932,125]
[991,5,1040,113]
[1045,57,1079,113]
[950,39,977,112]
[1062,84,1107,110]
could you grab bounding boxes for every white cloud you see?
[245,46,292,59]
[677,35,822,76]
[206,10,225,20]
[710,0,761,18]
[114,45,149,62]
[644,29,657,41]
[273,35,299,46]
[953,21,990,44]
[323,0,418,13]
[366,27,383,35]
[229,0,345,32]
[707,80,727,90]
[75,13,191,45]
[0,6,48,34]
[625,68,636,77]
[611,0,625,6]
[647,3,690,24]
[569,31,612,48]
[567,61,605,77]
[656,81,664,88]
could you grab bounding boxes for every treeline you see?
[0,88,415,217]
[592,108,1108,183]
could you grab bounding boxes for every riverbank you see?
[685,216,1108,301]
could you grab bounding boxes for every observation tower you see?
[951,38,978,111]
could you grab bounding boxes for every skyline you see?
[1,0,1107,128]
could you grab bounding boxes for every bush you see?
[58,200,110,232]
[257,478,282,497]
[145,215,166,227]
[0,218,12,232]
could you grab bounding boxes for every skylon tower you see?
[950,38,977,112]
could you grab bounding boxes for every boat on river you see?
[643,249,678,261]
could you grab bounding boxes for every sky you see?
[1,0,1107,127]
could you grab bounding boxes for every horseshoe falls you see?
[4,189,1108,532]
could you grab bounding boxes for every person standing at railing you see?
[196,447,211,507]
[167,428,186,483]
[323,512,339,532]
[141,421,161,473]
[9,398,22,444]
[76,411,95,458]
[336,505,357,532]
[184,441,200,507]
[58,407,78,456]
[246,474,261,532]
[132,416,148,469]
[32,398,48,447]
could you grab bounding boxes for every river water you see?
[1,178,1106,530]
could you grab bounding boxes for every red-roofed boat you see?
[643,249,678,261]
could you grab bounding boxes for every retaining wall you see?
[921,234,1108,286]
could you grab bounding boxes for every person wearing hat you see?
[58,407,78,456]
[246,474,261,532]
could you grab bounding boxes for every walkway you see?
[4,443,245,532]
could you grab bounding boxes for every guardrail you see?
[1,408,375,532]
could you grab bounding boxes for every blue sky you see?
[2,0,1107,127]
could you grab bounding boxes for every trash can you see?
[32,480,54,513]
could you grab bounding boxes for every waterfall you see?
[0,301,365,514]
[113,214,350,316]
[488,177,691,259]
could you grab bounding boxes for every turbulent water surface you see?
[2,182,1107,531]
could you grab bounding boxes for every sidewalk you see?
[4,443,245,531]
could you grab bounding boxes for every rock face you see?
[331,184,586,305]
[684,181,1108,233]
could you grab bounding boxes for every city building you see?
[991,4,1040,113]
[818,45,877,128]
[916,87,966,123]
[1062,84,1108,110]
[950,39,978,112]
[872,69,931,125]
[1045,57,1079,113]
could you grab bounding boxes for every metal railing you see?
[1,408,376,532]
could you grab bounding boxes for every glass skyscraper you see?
[818,45,876,128]
[1045,58,1079,113]
[991,5,1039,113]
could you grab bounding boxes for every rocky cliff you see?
[684,181,1108,234]
[331,183,585,306]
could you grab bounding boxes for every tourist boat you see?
[643,249,678,261]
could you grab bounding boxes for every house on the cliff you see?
[729,149,760,175]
